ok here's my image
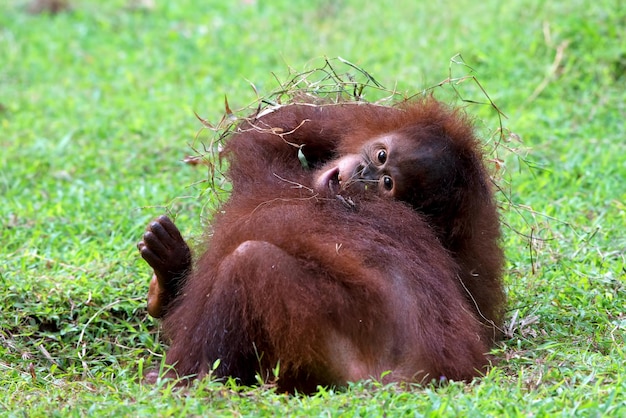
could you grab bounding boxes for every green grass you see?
[1,0,624,415]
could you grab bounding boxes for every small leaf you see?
[297,147,309,170]
[224,95,233,116]
[194,111,214,129]
[182,155,209,166]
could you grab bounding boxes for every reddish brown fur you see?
[140,97,505,393]
[224,98,505,341]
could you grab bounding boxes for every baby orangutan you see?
[138,97,505,393]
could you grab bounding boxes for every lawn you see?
[1,0,624,416]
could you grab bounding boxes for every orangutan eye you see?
[377,149,387,164]
[382,175,393,191]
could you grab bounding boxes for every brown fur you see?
[224,97,505,341]
[139,97,505,393]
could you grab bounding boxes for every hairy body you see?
[138,97,505,392]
